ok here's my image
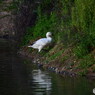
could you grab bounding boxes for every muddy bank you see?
[18,46,95,79]
[18,48,78,77]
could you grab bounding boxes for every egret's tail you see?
[28,45,33,47]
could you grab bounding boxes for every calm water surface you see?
[0,39,95,95]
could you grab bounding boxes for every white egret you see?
[28,32,52,52]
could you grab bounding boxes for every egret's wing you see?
[34,38,49,46]
[31,38,48,49]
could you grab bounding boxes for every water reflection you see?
[31,69,52,95]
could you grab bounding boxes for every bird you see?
[93,88,95,94]
[28,32,52,52]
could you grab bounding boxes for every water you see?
[0,39,95,95]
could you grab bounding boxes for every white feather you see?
[28,32,52,52]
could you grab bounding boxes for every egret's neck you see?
[47,36,52,41]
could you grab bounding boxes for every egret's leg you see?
[38,46,43,52]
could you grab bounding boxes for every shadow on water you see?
[0,38,95,95]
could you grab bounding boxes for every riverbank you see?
[18,45,75,76]
[18,50,77,77]
[18,44,95,79]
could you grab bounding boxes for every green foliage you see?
[49,50,64,61]
[33,6,58,40]
[74,34,95,58]
[61,55,69,62]
[92,66,95,73]
[78,69,88,76]
[71,0,95,59]
[7,2,18,11]
[79,54,95,69]
[22,6,57,45]
[21,27,34,46]
[74,45,88,58]
[72,0,95,31]
[0,0,3,4]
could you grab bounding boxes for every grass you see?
[78,69,88,76]
[47,49,64,61]
[78,54,95,69]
